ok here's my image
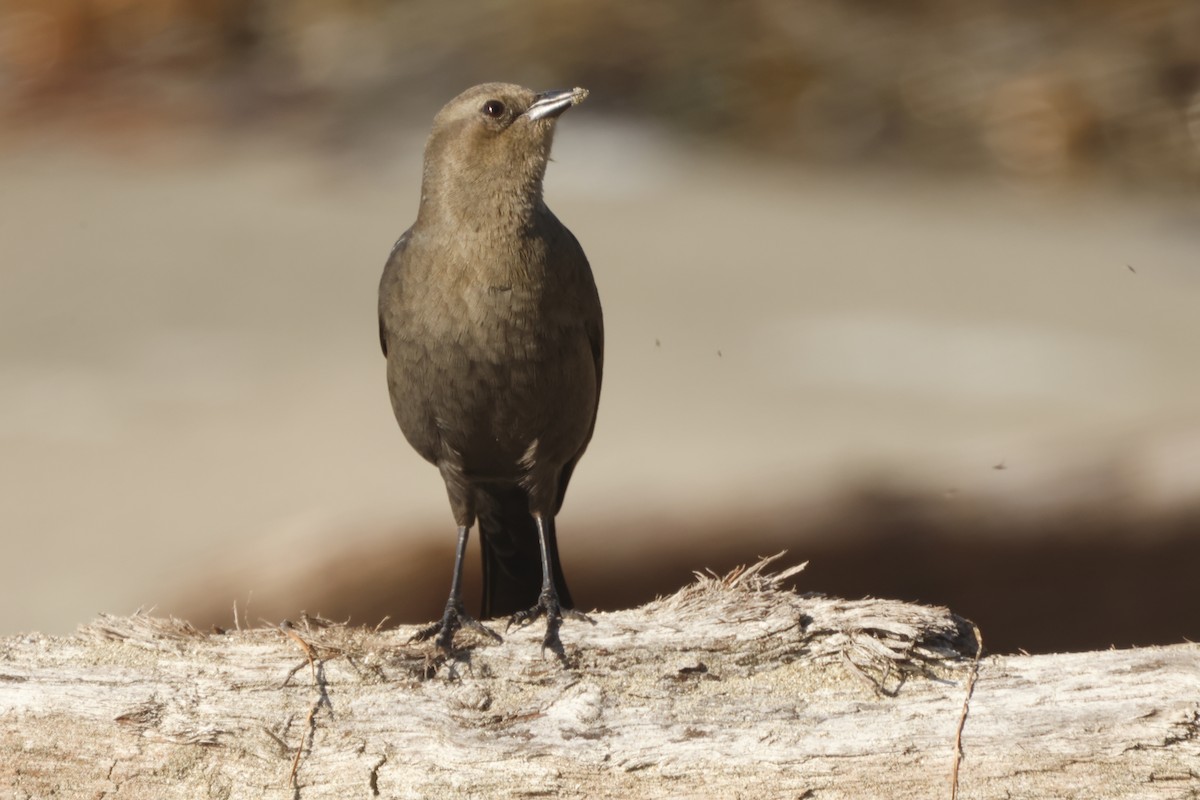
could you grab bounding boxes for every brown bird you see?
[378,83,602,655]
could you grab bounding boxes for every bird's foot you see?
[411,600,502,653]
[507,592,594,658]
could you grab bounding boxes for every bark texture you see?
[2,559,1197,799]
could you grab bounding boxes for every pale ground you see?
[2,121,1199,635]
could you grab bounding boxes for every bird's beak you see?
[525,87,589,121]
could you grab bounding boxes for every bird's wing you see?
[378,229,412,358]
[586,300,603,401]
[569,229,604,404]
[553,227,605,514]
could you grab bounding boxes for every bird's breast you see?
[387,270,592,444]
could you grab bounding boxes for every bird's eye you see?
[482,99,506,118]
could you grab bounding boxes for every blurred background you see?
[2,0,1198,654]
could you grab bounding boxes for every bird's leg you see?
[507,514,593,656]
[411,525,501,652]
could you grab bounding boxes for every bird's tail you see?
[476,484,573,619]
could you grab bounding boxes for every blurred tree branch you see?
[1,0,1198,184]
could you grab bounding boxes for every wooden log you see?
[1,558,1197,799]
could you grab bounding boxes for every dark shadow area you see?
[180,490,1200,656]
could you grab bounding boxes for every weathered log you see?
[2,559,1197,799]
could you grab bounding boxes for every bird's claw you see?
[507,593,594,658]
[505,605,543,631]
[411,602,502,653]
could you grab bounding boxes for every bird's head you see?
[418,83,588,223]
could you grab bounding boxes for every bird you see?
[378,83,603,656]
